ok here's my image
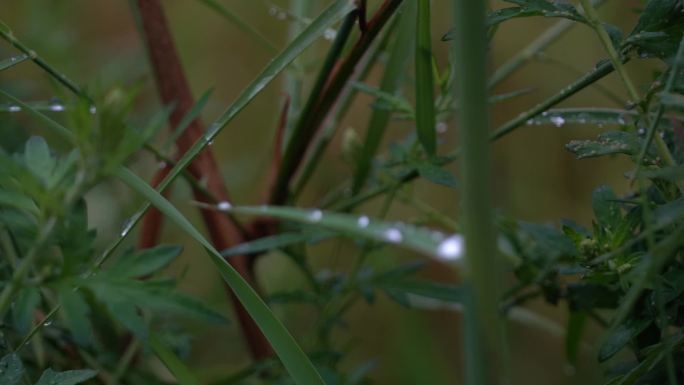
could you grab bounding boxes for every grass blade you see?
[149,334,200,385]
[352,1,415,193]
[220,205,464,262]
[115,167,326,385]
[415,0,436,155]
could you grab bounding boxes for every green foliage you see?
[2,0,684,384]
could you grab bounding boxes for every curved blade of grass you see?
[149,334,200,385]
[196,0,278,54]
[163,88,214,150]
[352,1,415,193]
[116,167,325,385]
[221,205,462,260]
[0,89,74,141]
[0,54,28,71]
[221,231,332,258]
[415,0,436,155]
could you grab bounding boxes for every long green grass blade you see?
[156,0,354,208]
[415,0,436,155]
[352,1,415,193]
[149,334,201,385]
[221,205,464,262]
[196,0,278,54]
[115,167,325,385]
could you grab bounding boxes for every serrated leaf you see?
[111,245,182,278]
[592,186,622,230]
[0,353,24,385]
[416,162,458,188]
[565,131,643,159]
[24,136,55,184]
[599,318,652,362]
[627,0,684,60]
[35,368,97,385]
[59,286,92,346]
[12,287,40,335]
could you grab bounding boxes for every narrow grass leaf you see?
[149,334,200,385]
[223,205,463,261]
[415,0,436,155]
[222,231,331,257]
[116,167,325,385]
[164,88,214,150]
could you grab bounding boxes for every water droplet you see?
[49,102,65,112]
[324,28,337,41]
[526,119,534,125]
[89,105,97,114]
[357,215,370,228]
[383,228,403,243]
[42,320,52,327]
[436,122,448,133]
[550,116,565,127]
[637,128,646,135]
[207,140,214,146]
[8,105,21,112]
[436,234,464,261]
[158,161,167,169]
[308,209,323,222]
[541,111,548,117]
[217,201,232,211]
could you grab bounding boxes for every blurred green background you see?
[1,1,658,383]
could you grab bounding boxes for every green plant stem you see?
[452,1,505,384]
[0,23,90,102]
[580,0,683,191]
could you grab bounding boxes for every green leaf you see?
[599,318,652,362]
[524,108,637,127]
[35,368,97,385]
[378,280,462,303]
[0,55,28,72]
[565,131,643,159]
[627,0,684,60]
[24,136,55,184]
[416,162,458,188]
[12,287,40,334]
[0,353,24,385]
[415,0,437,155]
[58,286,92,346]
[115,167,326,385]
[111,245,182,278]
[149,334,200,385]
[165,88,214,149]
[221,231,331,257]
[353,1,415,192]
[592,186,622,231]
[488,0,586,27]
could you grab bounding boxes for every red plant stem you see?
[135,0,272,360]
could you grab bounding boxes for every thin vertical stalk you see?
[452,1,505,384]
[415,0,436,155]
